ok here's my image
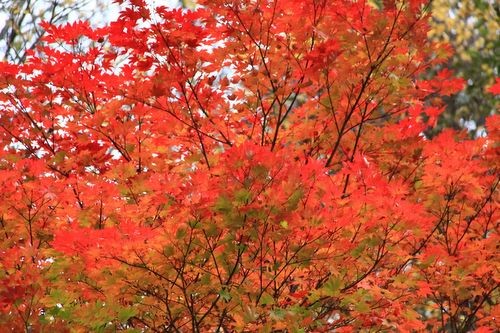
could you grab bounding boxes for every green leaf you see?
[176,227,186,239]
[350,242,366,258]
[243,305,259,323]
[251,164,269,179]
[163,245,174,256]
[259,292,274,305]
[220,288,232,302]
[287,188,304,211]
[204,221,219,237]
[214,196,232,213]
[269,308,286,321]
[235,188,251,203]
[355,301,370,313]
[125,143,135,153]
[117,307,136,322]
[323,276,343,297]
[53,151,66,163]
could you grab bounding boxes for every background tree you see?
[428,0,499,136]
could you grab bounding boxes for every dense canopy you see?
[0,0,498,331]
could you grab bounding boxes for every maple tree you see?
[0,0,498,332]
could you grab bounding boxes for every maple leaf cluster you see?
[0,0,498,331]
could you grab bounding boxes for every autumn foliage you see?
[0,0,498,331]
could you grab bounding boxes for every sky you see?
[82,0,188,26]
